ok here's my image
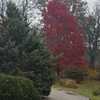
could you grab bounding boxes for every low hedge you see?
[0,74,40,100]
[64,68,87,83]
[24,71,54,96]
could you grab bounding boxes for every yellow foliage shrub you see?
[88,68,97,78]
[59,79,78,89]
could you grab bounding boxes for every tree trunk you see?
[88,48,97,78]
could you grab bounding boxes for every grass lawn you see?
[54,80,100,100]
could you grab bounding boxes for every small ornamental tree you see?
[43,0,86,75]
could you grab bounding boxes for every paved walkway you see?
[48,89,89,100]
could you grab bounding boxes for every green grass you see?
[75,80,100,100]
[54,80,100,100]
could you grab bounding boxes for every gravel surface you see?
[47,89,90,100]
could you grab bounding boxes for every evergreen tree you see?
[6,1,30,45]
[0,1,30,72]
[0,1,55,96]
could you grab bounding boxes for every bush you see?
[64,68,86,83]
[24,70,55,96]
[93,88,100,96]
[11,67,24,76]
[59,79,78,89]
[0,74,40,100]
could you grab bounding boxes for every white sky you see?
[11,0,97,6]
[85,0,97,10]
[11,0,98,10]
[10,0,98,26]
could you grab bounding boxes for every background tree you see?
[43,0,86,76]
[84,4,100,69]
[0,0,7,18]
[65,0,100,70]
[65,0,88,27]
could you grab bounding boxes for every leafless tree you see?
[85,3,100,69]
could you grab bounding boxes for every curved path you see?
[48,89,89,100]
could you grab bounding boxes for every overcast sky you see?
[11,0,97,8]
[85,0,97,10]
[10,0,98,26]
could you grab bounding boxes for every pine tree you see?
[0,1,55,96]
[0,1,30,72]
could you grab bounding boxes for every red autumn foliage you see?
[43,0,86,73]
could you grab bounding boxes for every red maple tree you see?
[43,0,86,74]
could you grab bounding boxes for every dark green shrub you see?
[0,74,40,100]
[11,67,24,76]
[24,70,55,96]
[64,68,86,83]
[93,89,100,96]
